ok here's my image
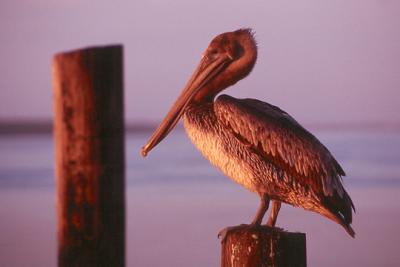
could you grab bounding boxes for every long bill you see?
[141,54,231,157]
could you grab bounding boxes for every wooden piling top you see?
[221,225,306,267]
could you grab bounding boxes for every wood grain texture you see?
[53,45,125,267]
[221,226,306,267]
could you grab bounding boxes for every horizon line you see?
[0,119,399,135]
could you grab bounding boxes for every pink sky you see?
[0,0,399,124]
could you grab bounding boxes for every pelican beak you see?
[141,53,231,157]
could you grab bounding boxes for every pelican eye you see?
[207,49,219,59]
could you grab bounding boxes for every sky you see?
[0,0,399,125]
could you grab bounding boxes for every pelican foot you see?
[218,224,286,243]
[218,224,263,243]
[266,225,284,232]
[218,224,247,242]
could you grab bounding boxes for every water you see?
[0,130,400,266]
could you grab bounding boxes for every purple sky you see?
[1,0,399,124]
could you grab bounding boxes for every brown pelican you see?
[141,28,355,237]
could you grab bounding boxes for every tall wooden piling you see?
[221,226,306,267]
[53,45,125,267]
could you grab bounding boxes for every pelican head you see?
[141,28,258,157]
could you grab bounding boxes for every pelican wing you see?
[214,94,347,198]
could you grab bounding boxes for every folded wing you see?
[214,94,355,228]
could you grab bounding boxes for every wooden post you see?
[53,45,125,267]
[221,226,306,267]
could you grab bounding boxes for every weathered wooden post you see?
[221,226,306,267]
[52,45,125,267]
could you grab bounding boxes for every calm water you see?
[0,130,400,266]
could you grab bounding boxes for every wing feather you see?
[214,94,346,198]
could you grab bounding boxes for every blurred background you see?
[1,0,399,266]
